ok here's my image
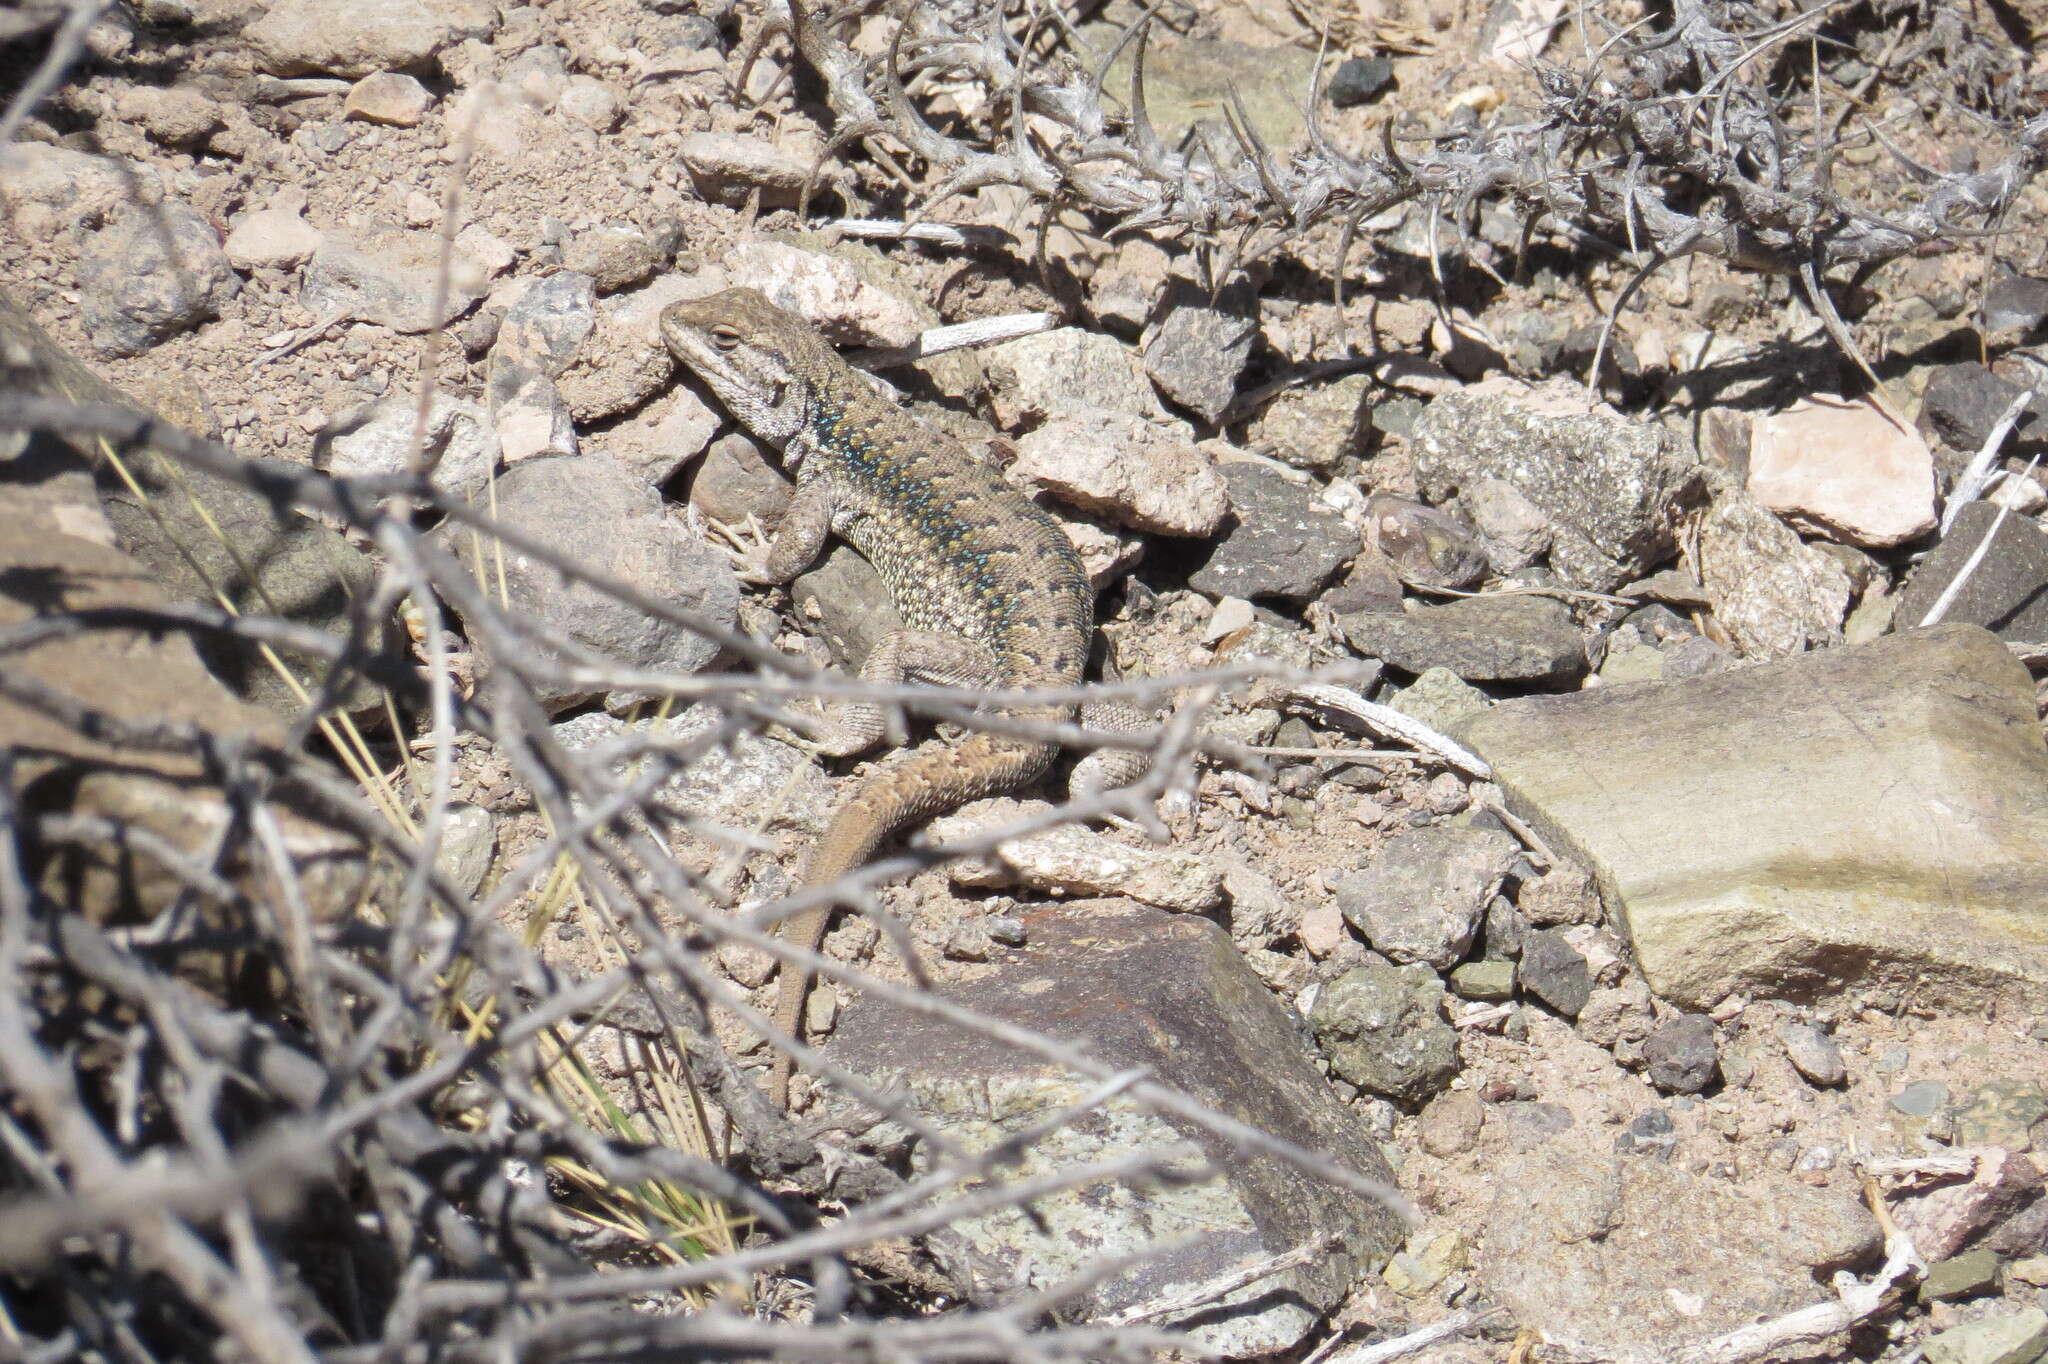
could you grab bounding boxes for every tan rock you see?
[342,71,433,126]
[1749,395,1936,548]
[1010,407,1230,536]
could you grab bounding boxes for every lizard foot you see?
[701,512,779,586]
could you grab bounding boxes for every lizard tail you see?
[768,731,1058,1106]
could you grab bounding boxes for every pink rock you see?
[1893,1148,2044,1262]
[1749,396,1936,548]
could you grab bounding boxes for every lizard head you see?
[660,287,826,445]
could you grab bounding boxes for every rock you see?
[1334,826,1519,970]
[76,202,239,356]
[430,454,738,709]
[1518,929,1590,1017]
[1411,377,1701,590]
[1517,860,1600,926]
[342,71,433,125]
[1896,1148,2046,1263]
[1363,496,1489,590]
[688,432,793,526]
[224,198,322,270]
[2,290,395,715]
[792,547,899,670]
[1008,409,1230,536]
[1643,1013,1718,1093]
[1339,594,1587,684]
[937,803,1226,912]
[1922,1308,2048,1364]
[303,227,486,333]
[1186,462,1354,602]
[1143,282,1256,423]
[562,222,674,293]
[493,373,576,463]
[553,706,832,839]
[1095,36,1317,151]
[1922,1247,2001,1301]
[677,131,831,209]
[1247,373,1374,473]
[317,393,496,499]
[1984,275,2048,337]
[1580,985,1655,1052]
[1384,666,1491,732]
[719,239,932,347]
[1418,1090,1486,1155]
[1689,477,1852,656]
[1480,1150,1879,1363]
[1778,1021,1847,1087]
[245,0,496,76]
[434,802,495,897]
[115,84,221,146]
[1921,363,2045,452]
[492,271,598,379]
[1748,395,1936,548]
[826,901,1402,1357]
[1455,626,2048,1010]
[0,143,158,237]
[1614,1106,1676,1157]
[1309,961,1461,1103]
[606,384,720,488]
[1328,54,1395,106]
[1460,475,1552,572]
[1449,959,1515,1000]
[1897,502,2048,641]
[557,74,619,131]
[984,326,1156,428]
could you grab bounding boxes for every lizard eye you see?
[709,324,743,351]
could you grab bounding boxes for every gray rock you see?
[1518,929,1590,1017]
[1449,959,1515,1000]
[792,546,899,670]
[494,372,577,463]
[1922,1308,2048,1364]
[1386,666,1491,731]
[245,0,496,76]
[1334,826,1519,969]
[1340,594,1586,684]
[1643,1013,1718,1093]
[1461,475,1553,572]
[433,802,495,898]
[493,272,598,379]
[1364,496,1489,590]
[938,801,1227,912]
[562,223,673,293]
[1309,961,1461,1103]
[1984,275,2048,337]
[1454,626,2048,1011]
[1187,463,1354,602]
[76,202,239,356]
[1778,1021,1846,1087]
[1897,502,2048,641]
[984,326,1156,428]
[1411,378,1701,589]
[1009,408,1230,536]
[318,393,496,499]
[553,705,832,838]
[688,432,793,527]
[1892,1079,1951,1118]
[1920,363,2044,452]
[1615,1106,1676,1158]
[1417,1089,1485,1156]
[1247,374,1374,473]
[1690,475,1852,656]
[1143,282,1255,423]
[1497,1101,1575,1152]
[304,227,485,334]
[827,902,1402,1358]
[1327,54,1394,107]
[677,132,835,209]
[432,454,737,709]
[1480,1150,1879,1363]
[1516,860,1601,926]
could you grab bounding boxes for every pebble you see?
[1896,502,2048,641]
[1921,1308,2048,1364]
[76,202,239,356]
[246,0,497,78]
[1187,462,1355,602]
[1518,929,1591,1017]
[1643,1013,1719,1093]
[1247,373,1374,473]
[1385,666,1491,731]
[1009,409,1230,537]
[984,326,1157,428]
[717,239,933,348]
[1983,274,2048,337]
[1920,1247,2001,1302]
[563,222,675,293]
[494,373,577,462]
[224,200,323,271]
[687,432,793,526]
[935,803,1227,912]
[1365,496,1490,590]
[1449,959,1515,1001]
[1335,825,1519,969]
[1308,961,1461,1103]
[1777,1021,1847,1087]
[1339,593,1587,685]
[319,393,497,499]
[303,226,487,334]
[1921,363,2044,452]
[491,270,597,378]
[1891,1079,1951,1118]
[114,84,220,146]
[1417,1089,1485,1157]
[677,131,829,208]
[1748,395,1935,548]
[558,74,619,131]
[342,71,433,126]
[1689,475,1851,656]
[1327,54,1395,107]
[1143,283,1255,423]
[1460,475,1553,572]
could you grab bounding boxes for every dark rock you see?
[76,202,239,356]
[1309,960,1461,1104]
[1919,1248,2001,1302]
[1334,825,1520,969]
[792,546,899,670]
[1644,1014,1719,1093]
[1327,54,1394,107]
[1143,280,1256,424]
[1340,593,1587,684]
[687,431,793,527]
[1615,1106,1677,1159]
[1897,502,2048,641]
[827,901,1403,1357]
[1518,929,1590,1017]
[1186,462,1354,602]
[493,270,598,380]
[1984,274,2048,337]
[1920,363,2045,452]
[1365,495,1489,590]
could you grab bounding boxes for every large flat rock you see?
[827,901,1402,1357]
[1453,626,2048,1009]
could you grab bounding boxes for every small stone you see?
[1296,897,1351,959]
[115,85,221,146]
[402,189,438,227]
[304,227,486,334]
[984,326,1156,428]
[1340,593,1587,685]
[246,0,497,77]
[2010,1256,2048,1287]
[1327,55,1394,107]
[1386,666,1490,732]
[1778,1021,1847,1087]
[1896,502,2048,642]
[224,201,323,270]
[319,394,497,499]
[76,202,240,357]
[1335,826,1520,970]
[562,222,673,293]
[1517,861,1601,926]
[1644,1013,1719,1093]
[1984,275,2048,337]
[720,239,932,348]
[558,74,619,130]
[1690,476,1851,656]
[1518,929,1590,1017]
[1143,282,1255,423]
[677,131,831,209]
[1462,476,1552,572]
[494,373,576,462]
[1450,959,1516,1001]
[944,916,996,962]
[433,802,495,897]
[1920,1247,2002,1302]
[1921,363,2044,452]
[936,802,1226,913]
[1248,374,1374,473]
[1187,462,1354,603]
[1009,409,1230,536]
[717,940,776,988]
[1748,395,1935,548]
[343,71,433,126]
[688,432,793,526]
[1365,496,1489,590]
[1417,1089,1485,1156]
[492,271,598,379]
[1309,961,1461,1104]
[1891,1079,1951,1118]
[1921,1308,2048,1364]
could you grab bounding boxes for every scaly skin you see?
[661,288,1104,1107]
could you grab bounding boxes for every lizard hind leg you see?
[795,628,1001,758]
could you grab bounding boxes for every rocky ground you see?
[6,0,2048,1360]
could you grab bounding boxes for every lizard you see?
[660,287,1145,1107]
